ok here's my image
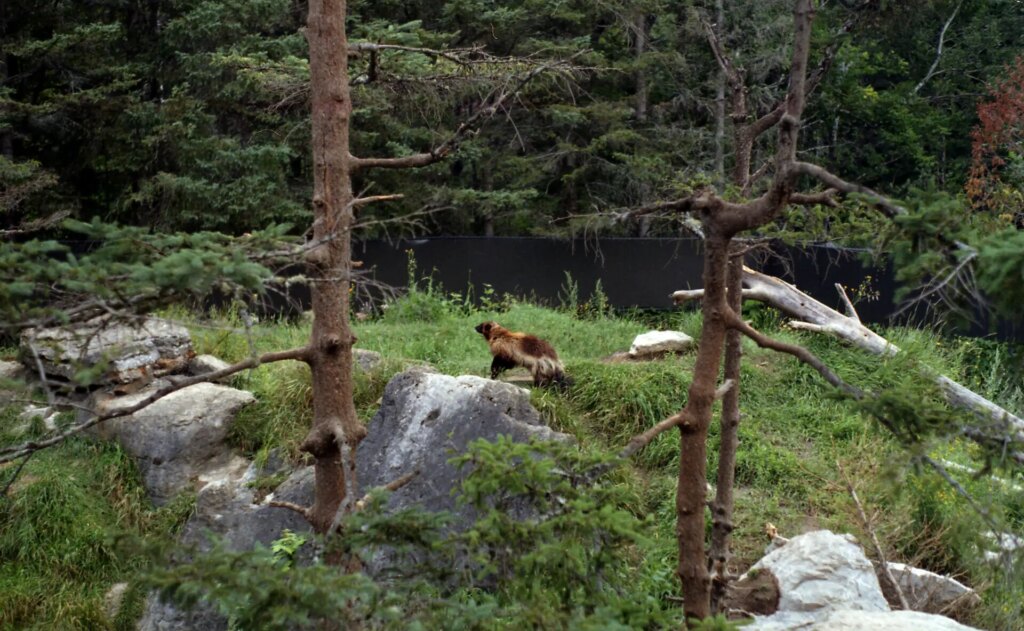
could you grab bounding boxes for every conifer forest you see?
[3,1,1024,630]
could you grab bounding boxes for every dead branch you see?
[675,267,1024,462]
[913,1,963,95]
[354,469,420,511]
[267,500,311,519]
[1,452,34,498]
[351,194,404,207]
[348,43,485,66]
[835,283,861,321]
[721,306,863,399]
[837,459,910,610]
[0,346,312,464]
[620,412,687,459]
[619,380,735,461]
[351,53,582,172]
[790,189,839,207]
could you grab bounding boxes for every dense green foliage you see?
[4,1,1021,236]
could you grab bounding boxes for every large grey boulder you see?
[356,369,569,516]
[89,381,255,505]
[21,318,192,384]
[735,530,980,631]
[810,610,978,630]
[137,457,310,631]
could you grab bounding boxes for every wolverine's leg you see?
[490,355,516,379]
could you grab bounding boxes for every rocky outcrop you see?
[0,359,26,386]
[137,368,568,630]
[137,456,310,631]
[729,530,980,631]
[88,381,255,505]
[20,318,192,384]
[356,369,568,515]
[354,348,383,372]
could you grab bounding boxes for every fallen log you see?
[673,267,1024,462]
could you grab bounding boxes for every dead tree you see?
[701,5,848,611]
[617,0,899,619]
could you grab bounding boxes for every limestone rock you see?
[628,330,694,357]
[0,359,26,385]
[89,382,255,505]
[752,530,888,616]
[103,582,129,622]
[357,369,569,516]
[881,562,980,615]
[738,530,980,631]
[20,318,192,384]
[138,368,568,630]
[137,458,310,631]
[187,354,231,380]
[354,348,383,372]
[814,610,978,630]
[982,530,1023,563]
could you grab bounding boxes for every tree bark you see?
[709,251,743,611]
[712,0,725,185]
[676,234,732,621]
[633,12,652,122]
[674,1,817,619]
[302,0,365,536]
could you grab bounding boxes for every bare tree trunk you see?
[301,0,365,537]
[634,12,651,122]
[709,251,743,611]
[677,234,732,621]
[713,0,725,184]
[0,0,12,160]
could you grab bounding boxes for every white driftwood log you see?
[673,267,1024,454]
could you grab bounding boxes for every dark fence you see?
[353,236,892,316]
[269,236,1016,340]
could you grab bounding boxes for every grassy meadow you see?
[2,278,1023,629]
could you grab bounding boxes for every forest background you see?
[4,0,1023,241]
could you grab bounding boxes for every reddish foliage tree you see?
[967,56,1024,220]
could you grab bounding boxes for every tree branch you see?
[0,346,312,464]
[789,188,839,207]
[619,412,687,459]
[837,459,910,610]
[267,500,311,519]
[676,267,1024,461]
[351,54,581,172]
[721,305,863,399]
[913,0,963,95]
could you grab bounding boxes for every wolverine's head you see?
[474,321,498,340]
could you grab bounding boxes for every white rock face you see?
[187,354,231,379]
[628,330,694,357]
[21,317,192,384]
[753,530,889,616]
[89,382,255,504]
[0,359,25,385]
[742,530,980,631]
[886,562,980,614]
[815,610,978,630]
[982,530,1024,563]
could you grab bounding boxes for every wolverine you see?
[474,321,571,387]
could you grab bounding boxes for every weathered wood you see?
[673,267,1024,448]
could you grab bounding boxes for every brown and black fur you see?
[474,321,571,387]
